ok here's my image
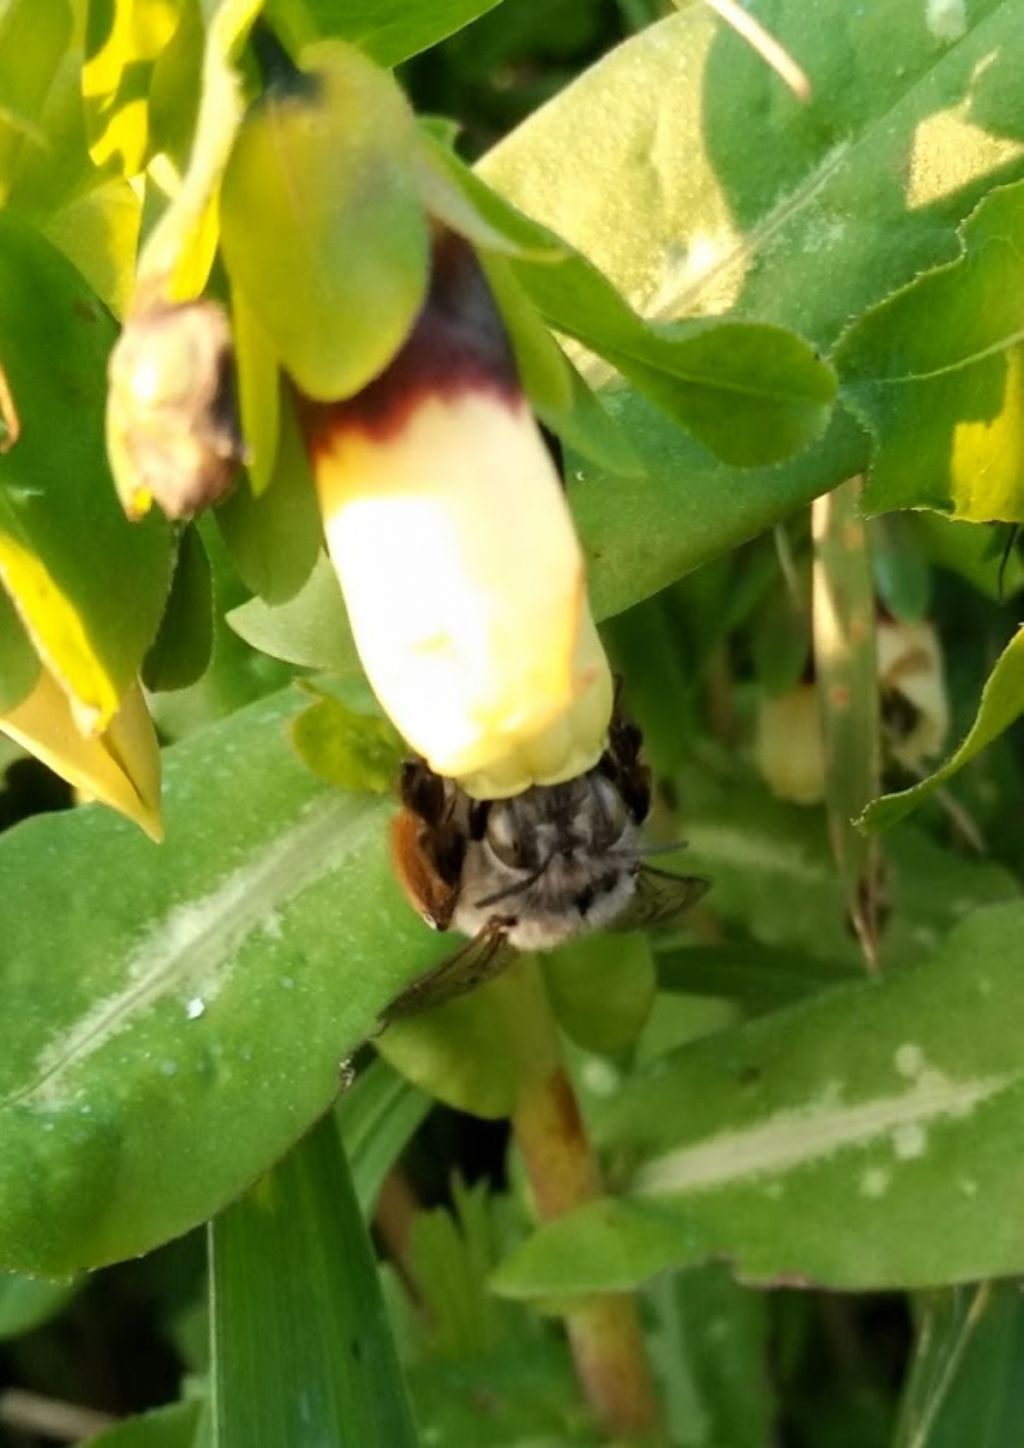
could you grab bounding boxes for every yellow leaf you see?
[0,531,120,733]
[0,669,163,840]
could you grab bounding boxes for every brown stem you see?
[510,966,661,1440]
[374,1165,423,1305]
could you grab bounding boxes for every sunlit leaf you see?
[0,0,72,205]
[219,40,429,400]
[0,672,162,839]
[136,0,265,303]
[839,181,1024,522]
[83,0,185,174]
[264,0,505,66]
[437,146,838,468]
[0,216,171,730]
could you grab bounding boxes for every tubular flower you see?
[300,232,612,799]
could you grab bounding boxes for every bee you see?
[387,705,709,1018]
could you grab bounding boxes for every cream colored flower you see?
[301,232,612,798]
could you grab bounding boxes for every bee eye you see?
[485,803,523,869]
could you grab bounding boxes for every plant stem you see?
[509,962,661,1440]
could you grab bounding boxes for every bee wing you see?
[611,866,711,933]
[382,920,515,1021]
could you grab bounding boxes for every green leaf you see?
[678,773,1015,971]
[919,514,1024,601]
[482,253,643,477]
[215,393,321,605]
[750,577,810,698]
[209,1114,417,1448]
[0,688,452,1274]
[440,148,837,468]
[871,515,933,622]
[377,959,554,1120]
[83,0,185,175]
[290,687,404,793]
[493,902,1024,1298]
[336,1057,430,1216]
[226,551,359,672]
[0,585,40,714]
[136,0,265,302]
[544,933,656,1056]
[219,40,430,401]
[70,1401,201,1448]
[230,284,280,498]
[895,1283,1024,1448]
[408,1342,598,1448]
[0,1268,79,1339]
[578,400,868,624]
[655,942,857,1013]
[648,1263,773,1448]
[481,3,1024,356]
[143,525,215,693]
[0,0,72,206]
[37,175,142,319]
[476,1,1024,589]
[0,215,172,728]
[264,0,505,67]
[839,181,1024,522]
[861,627,1024,832]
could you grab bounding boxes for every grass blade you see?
[210,1113,417,1448]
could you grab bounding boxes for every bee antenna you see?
[474,849,556,909]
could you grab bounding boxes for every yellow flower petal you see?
[0,671,163,840]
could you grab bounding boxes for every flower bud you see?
[300,233,612,798]
[756,683,826,805]
[877,617,949,770]
[107,299,244,521]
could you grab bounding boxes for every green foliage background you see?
[0,0,1023,1445]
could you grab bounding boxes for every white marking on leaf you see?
[860,1167,890,1198]
[13,798,373,1106]
[892,1122,927,1160]
[895,1043,924,1078]
[925,0,966,43]
[635,1068,1011,1196]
